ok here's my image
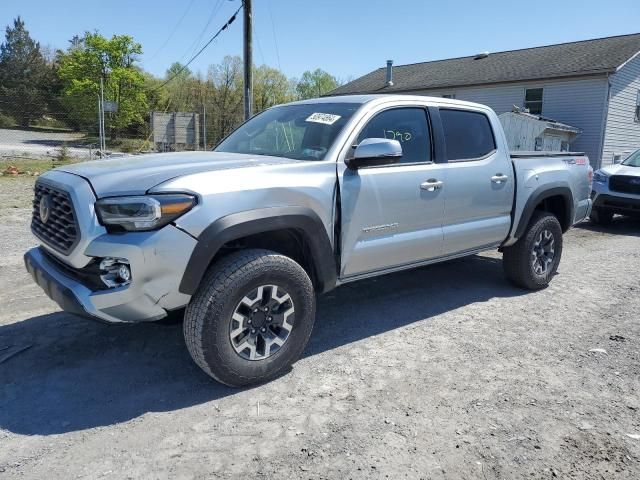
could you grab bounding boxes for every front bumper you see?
[592,193,640,216]
[591,181,640,216]
[25,224,198,323]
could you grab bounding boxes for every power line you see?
[147,0,197,62]
[152,2,243,92]
[180,0,224,63]
[267,0,281,71]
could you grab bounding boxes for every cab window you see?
[440,109,496,161]
[356,108,432,164]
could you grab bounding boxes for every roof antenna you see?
[386,60,394,86]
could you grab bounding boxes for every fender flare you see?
[514,184,574,239]
[178,206,337,295]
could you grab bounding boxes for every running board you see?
[336,243,501,286]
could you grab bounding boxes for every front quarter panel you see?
[151,161,338,246]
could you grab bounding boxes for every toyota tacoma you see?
[24,95,593,386]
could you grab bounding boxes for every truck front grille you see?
[609,175,640,195]
[31,181,79,254]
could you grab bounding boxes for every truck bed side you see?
[503,152,592,247]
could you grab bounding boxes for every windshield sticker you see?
[306,113,341,125]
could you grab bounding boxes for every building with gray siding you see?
[331,34,640,168]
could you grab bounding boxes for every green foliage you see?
[0,112,15,127]
[55,144,70,162]
[253,65,295,112]
[32,115,70,130]
[57,32,148,138]
[0,17,54,126]
[0,17,343,149]
[295,69,339,100]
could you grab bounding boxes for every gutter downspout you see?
[598,73,612,168]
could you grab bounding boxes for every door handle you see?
[491,174,509,184]
[420,179,444,191]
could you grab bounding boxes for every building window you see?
[524,88,544,115]
[442,94,456,99]
[635,90,640,123]
[534,137,543,151]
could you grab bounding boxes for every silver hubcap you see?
[531,229,555,275]
[229,285,295,361]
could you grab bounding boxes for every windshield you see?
[622,149,640,167]
[215,103,360,160]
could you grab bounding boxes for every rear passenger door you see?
[438,108,514,255]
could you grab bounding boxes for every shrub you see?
[55,144,71,162]
[0,113,16,128]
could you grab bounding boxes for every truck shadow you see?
[0,254,524,436]
[575,216,640,236]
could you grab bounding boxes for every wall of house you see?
[415,76,610,167]
[601,53,640,166]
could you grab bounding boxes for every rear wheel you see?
[590,208,614,226]
[503,211,563,290]
[183,249,316,387]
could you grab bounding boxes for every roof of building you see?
[330,33,640,95]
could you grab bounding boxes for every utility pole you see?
[97,94,103,154]
[243,0,252,120]
[99,77,106,151]
[203,102,207,150]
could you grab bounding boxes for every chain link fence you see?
[0,96,230,172]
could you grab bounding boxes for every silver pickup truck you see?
[24,95,593,386]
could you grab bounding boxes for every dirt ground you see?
[0,129,91,160]
[0,176,639,479]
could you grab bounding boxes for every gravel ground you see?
[0,177,639,479]
[0,129,92,160]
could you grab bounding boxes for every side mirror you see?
[345,138,402,170]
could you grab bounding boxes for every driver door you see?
[338,106,446,278]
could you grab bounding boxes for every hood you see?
[599,163,640,177]
[55,151,301,197]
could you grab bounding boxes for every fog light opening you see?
[99,258,131,288]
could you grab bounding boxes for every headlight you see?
[96,194,196,231]
[593,171,608,184]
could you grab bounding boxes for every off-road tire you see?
[589,208,614,226]
[503,211,563,290]
[183,249,315,387]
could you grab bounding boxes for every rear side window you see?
[357,108,431,164]
[440,109,496,161]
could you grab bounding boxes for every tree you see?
[208,55,244,143]
[253,65,294,112]
[0,17,52,126]
[295,68,339,99]
[57,32,148,138]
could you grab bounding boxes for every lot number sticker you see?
[306,113,341,125]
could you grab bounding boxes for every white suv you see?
[591,149,640,225]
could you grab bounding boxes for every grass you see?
[83,136,153,153]
[0,157,79,178]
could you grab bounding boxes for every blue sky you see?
[2,0,639,81]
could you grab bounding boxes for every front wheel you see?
[183,249,316,387]
[503,211,563,290]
